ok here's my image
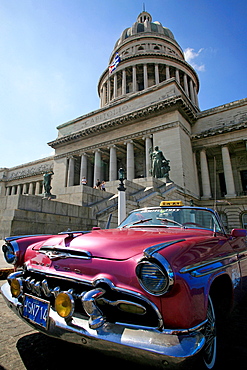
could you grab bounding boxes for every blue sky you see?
[1,0,246,168]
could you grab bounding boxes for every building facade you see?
[1,11,247,237]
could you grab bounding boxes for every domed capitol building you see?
[1,11,247,237]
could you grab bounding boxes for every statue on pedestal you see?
[150,146,170,179]
[43,171,54,199]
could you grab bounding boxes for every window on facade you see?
[242,213,247,229]
[241,170,247,194]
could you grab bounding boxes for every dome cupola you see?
[98,11,199,109]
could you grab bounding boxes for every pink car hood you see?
[38,227,212,261]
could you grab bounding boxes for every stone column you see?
[166,65,170,80]
[143,135,152,177]
[183,74,189,96]
[126,140,135,181]
[29,182,34,195]
[80,153,88,182]
[189,79,196,105]
[67,157,75,187]
[176,69,180,84]
[194,86,199,107]
[102,84,106,106]
[155,64,159,85]
[107,78,111,103]
[6,187,11,196]
[17,184,22,195]
[23,183,28,194]
[200,149,211,199]
[109,145,117,181]
[94,149,101,186]
[221,145,236,197]
[143,64,148,89]
[122,69,126,95]
[35,182,40,195]
[132,65,137,93]
[11,186,16,195]
[113,73,117,99]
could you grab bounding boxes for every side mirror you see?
[231,229,247,238]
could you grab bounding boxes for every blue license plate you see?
[23,294,50,329]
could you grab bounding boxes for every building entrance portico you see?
[63,135,152,188]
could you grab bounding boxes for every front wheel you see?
[202,296,217,369]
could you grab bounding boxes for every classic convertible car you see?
[1,201,247,369]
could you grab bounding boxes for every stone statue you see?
[150,146,170,179]
[43,171,54,198]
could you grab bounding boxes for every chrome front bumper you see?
[1,282,205,367]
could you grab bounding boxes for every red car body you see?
[1,203,247,368]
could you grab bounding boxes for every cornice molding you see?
[192,121,247,140]
[49,95,197,149]
[54,120,191,160]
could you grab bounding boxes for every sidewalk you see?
[0,240,14,279]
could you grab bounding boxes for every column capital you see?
[93,148,102,154]
[107,144,117,150]
[124,139,133,145]
[142,134,152,140]
[80,152,89,157]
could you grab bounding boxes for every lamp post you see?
[118,168,126,225]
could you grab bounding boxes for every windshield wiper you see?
[122,218,153,228]
[156,218,185,228]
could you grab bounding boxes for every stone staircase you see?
[90,178,179,228]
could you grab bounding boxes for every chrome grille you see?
[19,271,162,329]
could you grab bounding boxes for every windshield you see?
[119,207,223,232]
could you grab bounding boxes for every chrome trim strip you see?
[144,239,185,258]
[162,319,208,335]
[5,235,48,242]
[180,253,238,277]
[39,246,92,260]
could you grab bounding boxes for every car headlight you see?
[2,243,18,264]
[136,260,173,296]
[10,278,23,298]
[55,292,74,318]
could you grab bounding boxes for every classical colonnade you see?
[5,180,43,196]
[4,143,237,200]
[100,63,199,107]
[66,136,153,187]
[199,144,236,198]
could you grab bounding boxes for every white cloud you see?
[184,47,205,72]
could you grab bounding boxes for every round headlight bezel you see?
[136,259,174,296]
[2,243,18,265]
[55,292,75,319]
